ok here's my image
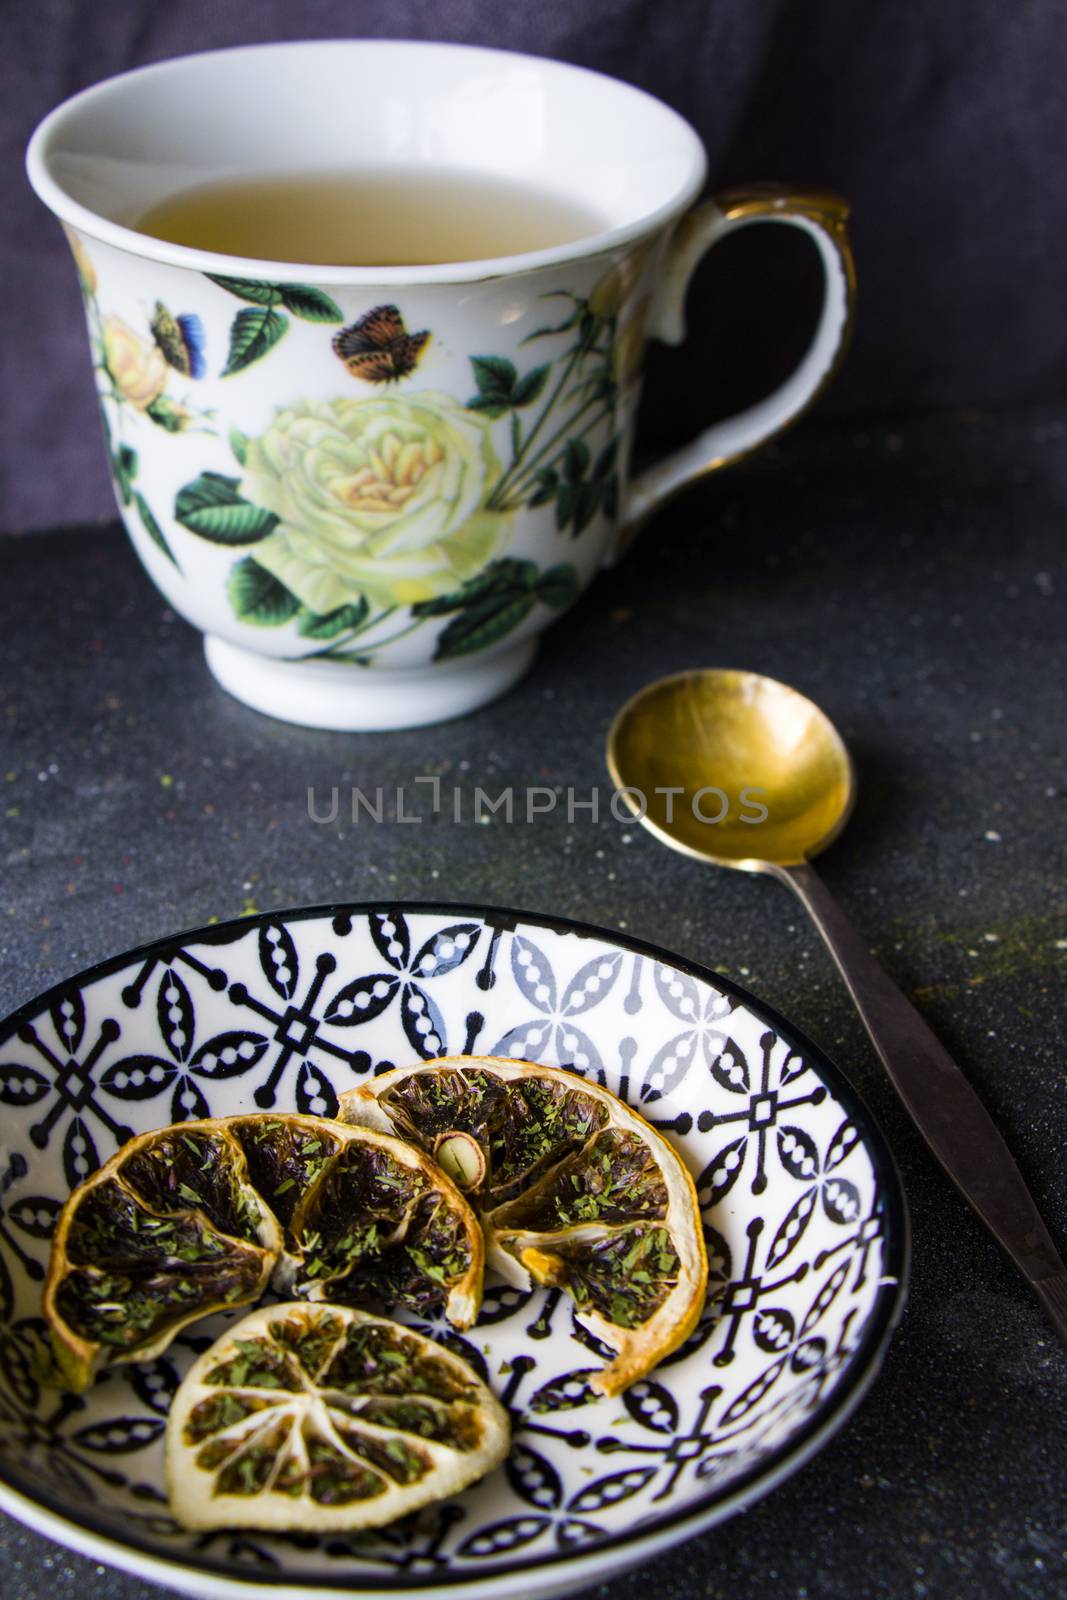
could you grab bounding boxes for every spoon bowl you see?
[607,667,855,867]
[606,665,1067,1347]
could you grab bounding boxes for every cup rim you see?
[25,38,708,285]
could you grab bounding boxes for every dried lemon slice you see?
[339,1057,708,1395]
[44,1121,281,1393]
[228,1112,483,1327]
[45,1114,482,1392]
[165,1302,509,1531]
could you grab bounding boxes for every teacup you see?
[27,40,854,731]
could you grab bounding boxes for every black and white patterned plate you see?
[0,904,907,1600]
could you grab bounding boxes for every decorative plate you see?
[0,904,907,1600]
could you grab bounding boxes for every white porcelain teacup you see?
[28,40,854,731]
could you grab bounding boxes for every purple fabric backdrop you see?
[4,0,1066,533]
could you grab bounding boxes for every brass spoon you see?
[607,667,1067,1343]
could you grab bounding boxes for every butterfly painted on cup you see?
[151,301,207,379]
[333,305,429,383]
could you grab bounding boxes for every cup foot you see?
[203,635,538,731]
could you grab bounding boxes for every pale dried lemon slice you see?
[45,1113,482,1392]
[165,1302,509,1532]
[339,1057,708,1395]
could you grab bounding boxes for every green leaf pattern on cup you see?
[466,356,551,418]
[221,306,289,376]
[207,276,344,374]
[412,559,581,660]
[132,490,176,566]
[174,473,279,545]
[226,556,303,626]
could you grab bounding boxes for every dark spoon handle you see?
[778,859,1067,1345]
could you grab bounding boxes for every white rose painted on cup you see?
[241,394,511,614]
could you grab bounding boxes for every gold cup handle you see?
[620,184,856,545]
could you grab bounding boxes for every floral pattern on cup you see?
[240,394,510,615]
[100,316,168,410]
[65,231,216,568]
[166,265,648,662]
[69,234,660,665]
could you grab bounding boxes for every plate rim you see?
[0,898,910,1596]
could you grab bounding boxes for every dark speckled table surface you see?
[1,409,1065,1599]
